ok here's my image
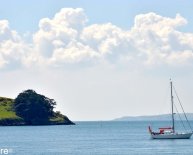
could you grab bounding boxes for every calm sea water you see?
[0,121,193,155]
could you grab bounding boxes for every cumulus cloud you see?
[131,12,193,65]
[1,8,193,69]
[51,41,99,64]
[33,8,100,66]
[0,20,31,69]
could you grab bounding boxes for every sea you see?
[0,121,193,155]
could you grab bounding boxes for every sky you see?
[1,0,193,121]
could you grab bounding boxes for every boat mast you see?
[170,79,175,133]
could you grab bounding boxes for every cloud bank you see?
[0,8,193,69]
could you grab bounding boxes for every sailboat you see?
[148,80,193,139]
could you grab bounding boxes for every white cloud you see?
[51,40,99,64]
[0,20,31,69]
[54,8,87,30]
[1,9,193,69]
[133,13,187,33]
[130,13,193,65]
[32,8,100,66]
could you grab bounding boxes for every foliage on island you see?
[14,89,56,125]
[0,90,74,126]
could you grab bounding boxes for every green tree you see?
[14,90,56,124]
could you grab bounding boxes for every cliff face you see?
[0,97,74,126]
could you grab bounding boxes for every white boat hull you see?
[151,132,193,139]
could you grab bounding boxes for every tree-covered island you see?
[0,90,75,126]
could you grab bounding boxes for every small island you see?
[0,90,75,126]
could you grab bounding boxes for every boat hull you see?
[151,132,193,139]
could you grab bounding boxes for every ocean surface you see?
[0,121,193,155]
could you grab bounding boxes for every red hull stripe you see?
[159,127,172,130]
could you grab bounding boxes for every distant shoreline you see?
[113,113,193,121]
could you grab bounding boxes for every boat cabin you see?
[148,126,173,135]
[159,127,173,134]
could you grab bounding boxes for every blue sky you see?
[1,1,193,121]
[1,0,193,33]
